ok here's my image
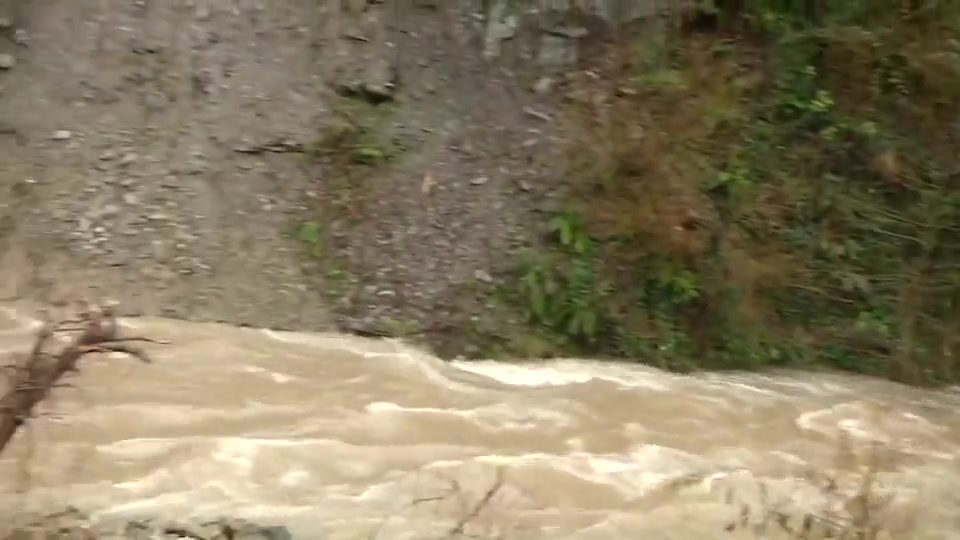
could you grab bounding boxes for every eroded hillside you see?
[0,0,614,346]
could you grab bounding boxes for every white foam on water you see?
[76,403,302,429]
[694,374,786,397]
[210,438,266,472]
[451,359,676,390]
[262,329,501,396]
[795,402,855,435]
[118,319,142,331]
[413,444,706,499]
[793,400,960,463]
[365,401,578,432]
[241,365,296,384]
[698,371,858,397]
[96,438,184,460]
[279,468,311,487]
[0,306,43,334]
[261,328,404,357]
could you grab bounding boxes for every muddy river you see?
[0,304,958,538]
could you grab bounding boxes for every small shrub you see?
[511,211,612,349]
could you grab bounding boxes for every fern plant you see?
[515,211,612,346]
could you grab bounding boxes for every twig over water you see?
[0,302,161,455]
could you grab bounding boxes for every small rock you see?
[523,107,552,122]
[482,1,518,59]
[0,54,15,70]
[474,269,493,283]
[52,130,72,140]
[13,28,28,45]
[548,25,588,39]
[533,77,555,95]
[537,34,578,68]
[343,30,369,42]
[335,59,398,105]
[470,176,489,186]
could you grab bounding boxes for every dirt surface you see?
[0,0,610,355]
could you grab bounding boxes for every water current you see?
[0,304,958,538]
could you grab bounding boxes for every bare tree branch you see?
[444,468,504,538]
[0,303,161,455]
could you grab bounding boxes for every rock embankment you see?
[0,0,657,354]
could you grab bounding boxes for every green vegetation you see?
[306,97,406,219]
[296,97,406,295]
[502,1,960,384]
[294,219,352,293]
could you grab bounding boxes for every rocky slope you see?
[0,0,642,354]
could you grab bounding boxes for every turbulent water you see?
[0,304,958,539]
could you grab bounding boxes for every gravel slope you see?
[0,0,587,353]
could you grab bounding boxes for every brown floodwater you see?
[0,303,958,538]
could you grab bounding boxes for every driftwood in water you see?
[0,303,164,455]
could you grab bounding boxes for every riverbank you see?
[298,2,960,387]
[0,0,568,347]
[1,1,958,384]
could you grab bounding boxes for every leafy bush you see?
[506,0,960,383]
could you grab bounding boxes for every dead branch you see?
[0,303,162,455]
[444,468,505,538]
